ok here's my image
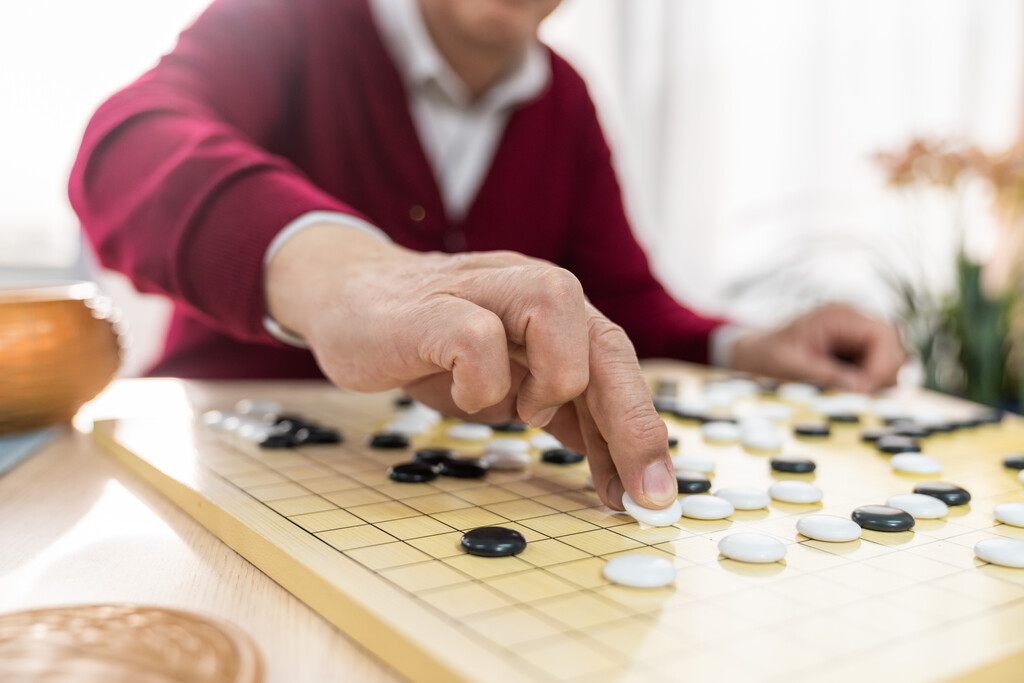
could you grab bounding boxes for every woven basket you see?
[0,282,122,434]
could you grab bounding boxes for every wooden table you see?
[0,378,402,683]
[4,370,1024,683]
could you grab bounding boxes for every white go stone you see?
[386,415,432,436]
[830,392,871,414]
[757,402,794,422]
[671,454,715,473]
[974,538,1024,568]
[406,402,442,423]
[995,502,1024,528]
[886,493,948,519]
[769,481,823,504]
[202,410,234,430]
[485,438,530,455]
[718,533,787,563]
[796,515,862,542]
[740,428,782,451]
[447,423,494,441]
[703,388,738,411]
[871,399,909,422]
[530,433,563,451]
[679,494,734,520]
[675,396,710,414]
[737,416,775,432]
[714,487,770,511]
[622,492,683,527]
[1019,469,1024,485]
[891,453,943,475]
[911,408,948,428]
[778,382,820,402]
[722,379,761,397]
[234,399,282,416]
[701,421,740,443]
[603,554,677,588]
[480,450,532,471]
[235,419,272,443]
[585,475,596,490]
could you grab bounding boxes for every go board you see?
[91,363,1024,683]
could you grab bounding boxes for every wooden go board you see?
[92,363,1024,683]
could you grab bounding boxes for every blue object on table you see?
[0,426,62,476]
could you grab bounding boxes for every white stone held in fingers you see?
[622,491,683,527]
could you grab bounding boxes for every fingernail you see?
[606,475,626,511]
[642,461,677,507]
[528,406,559,429]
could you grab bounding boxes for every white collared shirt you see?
[263,0,746,363]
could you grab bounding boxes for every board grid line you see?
[94,370,1024,683]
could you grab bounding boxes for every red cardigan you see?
[69,0,724,379]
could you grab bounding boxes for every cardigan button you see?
[409,205,426,222]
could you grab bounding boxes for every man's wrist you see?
[709,323,759,368]
[263,212,392,347]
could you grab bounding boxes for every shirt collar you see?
[369,0,550,111]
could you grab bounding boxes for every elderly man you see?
[69,0,904,513]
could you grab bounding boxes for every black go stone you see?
[852,505,916,532]
[393,394,414,408]
[794,422,831,438]
[771,455,816,474]
[673,410,713,423]
[438,458,487,479]
[275,414,312,428]
[460,527,527,557]
[889,423,931,439]
[653,397,680,414]
[875,435,921,454]
[668,435,679,449]
[388,462,439,483]
[827,413,861,424]
[413,448,456,466]
[860,427,893,443]
[259,434,298,449]
[756,377,781,394]
[913,482,971,506]
[368,432,410,449]
[928,422,957,434]
[1003,454,1024,470]
[294,426,342,445]
[541,448,586,465]
[490,421,529,433]
[974,409,1004,425]
[676,472,711,494]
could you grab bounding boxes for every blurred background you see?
[3,0,1023,404]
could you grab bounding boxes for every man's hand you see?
[730,304,905,392]
[265,224,676,511]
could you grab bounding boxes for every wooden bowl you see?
[0,282,122,434]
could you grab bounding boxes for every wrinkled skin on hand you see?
[266,226,678,511]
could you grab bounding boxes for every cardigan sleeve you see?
[68,0,366,343]
[561,89,727,363]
